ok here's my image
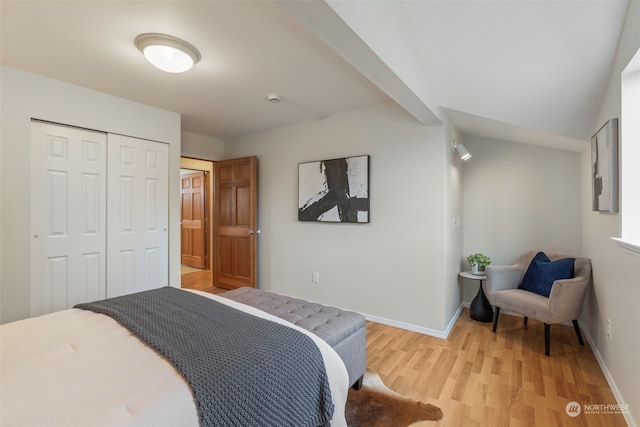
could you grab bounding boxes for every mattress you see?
[0,289,348,427]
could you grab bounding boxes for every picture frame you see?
[591,118,618,213]
[298,155,369,223]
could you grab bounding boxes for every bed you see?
[0,288,349,427]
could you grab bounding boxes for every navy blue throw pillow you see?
[519,252,575,297]
[520,252,550,290]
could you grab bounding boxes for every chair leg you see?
[544,323,550,356]
[572,320,584,346]
[524,316,528,326]
[492,307,500,332]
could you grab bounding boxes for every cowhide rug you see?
[346,369,443,427]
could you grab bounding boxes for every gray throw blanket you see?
[75,287,334,427]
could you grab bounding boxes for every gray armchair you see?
[486,251,592,356]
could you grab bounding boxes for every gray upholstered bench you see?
[222,287,366,389]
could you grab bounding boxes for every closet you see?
[30,121,169,316]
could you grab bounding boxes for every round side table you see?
[459,271,493,322]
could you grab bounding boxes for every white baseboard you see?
[363,304,464,340]
[444,304,464,337]
[579,321,637,427]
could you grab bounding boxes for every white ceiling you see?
[0,1,388,139]
[0,1,629,150]
[403,0,628,145]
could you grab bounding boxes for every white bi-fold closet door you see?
[30,121,169,317]
[30,122,107,315]
[106,133,168,299]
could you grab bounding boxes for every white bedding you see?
[0,289,348,427]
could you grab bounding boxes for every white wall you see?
[181,131,225,160]
[461,136,583,303]
[226,102,456,333]
[0,66,182,323]
[443,122,464,328]
[581,1,640,425]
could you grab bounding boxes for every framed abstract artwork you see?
[591,118,618,213]
[298,155,369,223]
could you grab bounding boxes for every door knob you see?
[247,229,261,235]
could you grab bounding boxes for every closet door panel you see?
[107,134,168,298]
[30,122,107,316]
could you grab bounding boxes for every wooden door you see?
[106,134,169,298]
[214,156,258,289]
[181,171,206,268]
[30,121,107,316]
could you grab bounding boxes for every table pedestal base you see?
[470,282,493,322]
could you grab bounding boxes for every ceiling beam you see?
[276,0,441,126]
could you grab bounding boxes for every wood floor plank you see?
[186,275,628,427]
[364,309,628,426]
[180,269,227,294]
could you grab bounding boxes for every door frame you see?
[180,157,214,271]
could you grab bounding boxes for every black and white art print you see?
[591,118,618,213]
[298,155,369,223]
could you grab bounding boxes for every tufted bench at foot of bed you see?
[221,287,366,390]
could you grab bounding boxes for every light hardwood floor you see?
[366,310,627,427]
[181,269,227,294]
[181,273,626,426]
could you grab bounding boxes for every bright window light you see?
[620,47,640,246]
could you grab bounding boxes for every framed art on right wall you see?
[591,118,619,213]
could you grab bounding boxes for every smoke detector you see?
[267,94,281,104]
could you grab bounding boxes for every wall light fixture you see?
[454,142,472,161]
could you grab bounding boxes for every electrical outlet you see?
[312,272,320,284]
[606,318,612,339]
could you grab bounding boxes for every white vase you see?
[471,264,485,275]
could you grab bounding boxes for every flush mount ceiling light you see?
[135,33,201,73]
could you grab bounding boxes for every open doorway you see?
[180,157,217,293]
[180,156,259,294]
